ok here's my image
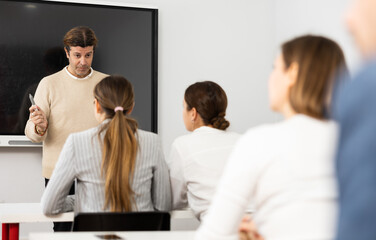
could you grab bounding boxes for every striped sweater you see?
[41,121,172,214]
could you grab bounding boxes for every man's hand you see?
[29,105,48,134]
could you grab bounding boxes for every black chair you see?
[72,211,170,231]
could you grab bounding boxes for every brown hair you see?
[94,75,138,212]
[184,81,230,130]
[63,26,98,52]
[282,35,347,119]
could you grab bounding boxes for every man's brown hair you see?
[63,26,98,52]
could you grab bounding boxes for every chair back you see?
[72,211,170,231]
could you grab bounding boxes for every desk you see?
[0,203,195,240]
[0,203,73,240]
[29,231,196,240]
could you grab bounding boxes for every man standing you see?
[335,0,376,239]
[25,26,108,230]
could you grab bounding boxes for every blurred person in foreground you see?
[195,35,347,240]
[335,0,376,239]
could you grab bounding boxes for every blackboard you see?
[0,0,158,139]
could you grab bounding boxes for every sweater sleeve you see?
[335,66,376,240]
[151,135,172,211]
[195,129,266,240]
[41,134,76,214]
[167,140,188,210]
[25,78,50,142]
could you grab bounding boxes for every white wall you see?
[143,0,278,152]
[0,0,359,238]
[275,0,360,72]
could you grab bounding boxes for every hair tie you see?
[114,106,124,113]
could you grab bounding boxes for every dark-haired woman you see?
[167,81,240,221]
[196,35,347,240]
[41,75,171,214]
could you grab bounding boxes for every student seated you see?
[195,35,348,240]
[167,81,240,221]
[41,75,171,214]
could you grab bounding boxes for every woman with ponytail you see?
[167,81,240,221]
[41,75,171,214]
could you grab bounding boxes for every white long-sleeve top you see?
[41,121,171,214]
[196,115,338,240]
[167,126,240,220]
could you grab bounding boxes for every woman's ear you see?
[191,107,198,122]
[287,62,299,87]
[95,99,102,114]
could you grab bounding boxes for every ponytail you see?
[94,75,138,212]
[101,111,138,212]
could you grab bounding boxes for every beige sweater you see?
[25,67,108,178]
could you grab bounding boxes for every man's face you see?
[346,0,376,58]
[65,46,94,77]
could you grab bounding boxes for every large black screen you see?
[0,0,158,135]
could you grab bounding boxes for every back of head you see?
[63,26,98,51]
[94,75,138,212]
[282,35,347,119]
[184,81,230,130]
